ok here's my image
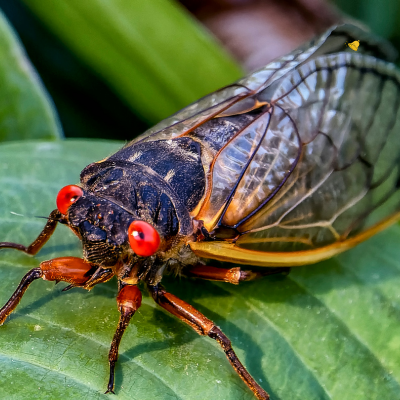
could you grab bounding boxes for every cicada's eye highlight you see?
[56,185,83,214]
[128,220,160,257]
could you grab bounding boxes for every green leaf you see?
[0,140,399,399]
[0,9,62,142]
[21,0,243,124]
[334,0,400,39]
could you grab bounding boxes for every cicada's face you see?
[67,189,132,266]
[56,185,162,270]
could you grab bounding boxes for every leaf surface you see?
[0,140,399,400]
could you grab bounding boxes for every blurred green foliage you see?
[0,0,242,140]
[336,0,400,46]
[21,1,242,123]
[0,9,61,141]
[0,0,398,140]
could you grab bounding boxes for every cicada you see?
[1,25,400,399]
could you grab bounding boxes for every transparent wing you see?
[198,52,400,252]
[117,24,394,151]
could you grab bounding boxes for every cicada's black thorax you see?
[109,137,206,214]
[69,137,206,268]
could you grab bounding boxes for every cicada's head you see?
[54,166,184,283]
[57,183,161,255]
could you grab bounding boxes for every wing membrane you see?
[229,53,400,251]
[120,25,393,150]
[193,52,400,254]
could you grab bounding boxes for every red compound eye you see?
[128,220,160,257]
[56,185,83,215]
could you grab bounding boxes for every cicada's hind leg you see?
[0,209,62,255]
[148,283,270,400]
[185,265,291,284]
[106,284,142,394]
[0,257,112,325]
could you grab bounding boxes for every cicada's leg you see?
[0,209,62,255]
[148,283,269,400]
[0,268,43,325]
[63,267,114,292]
[106,284,142,394]
[186,265,290,284]
[0,257,102,325]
